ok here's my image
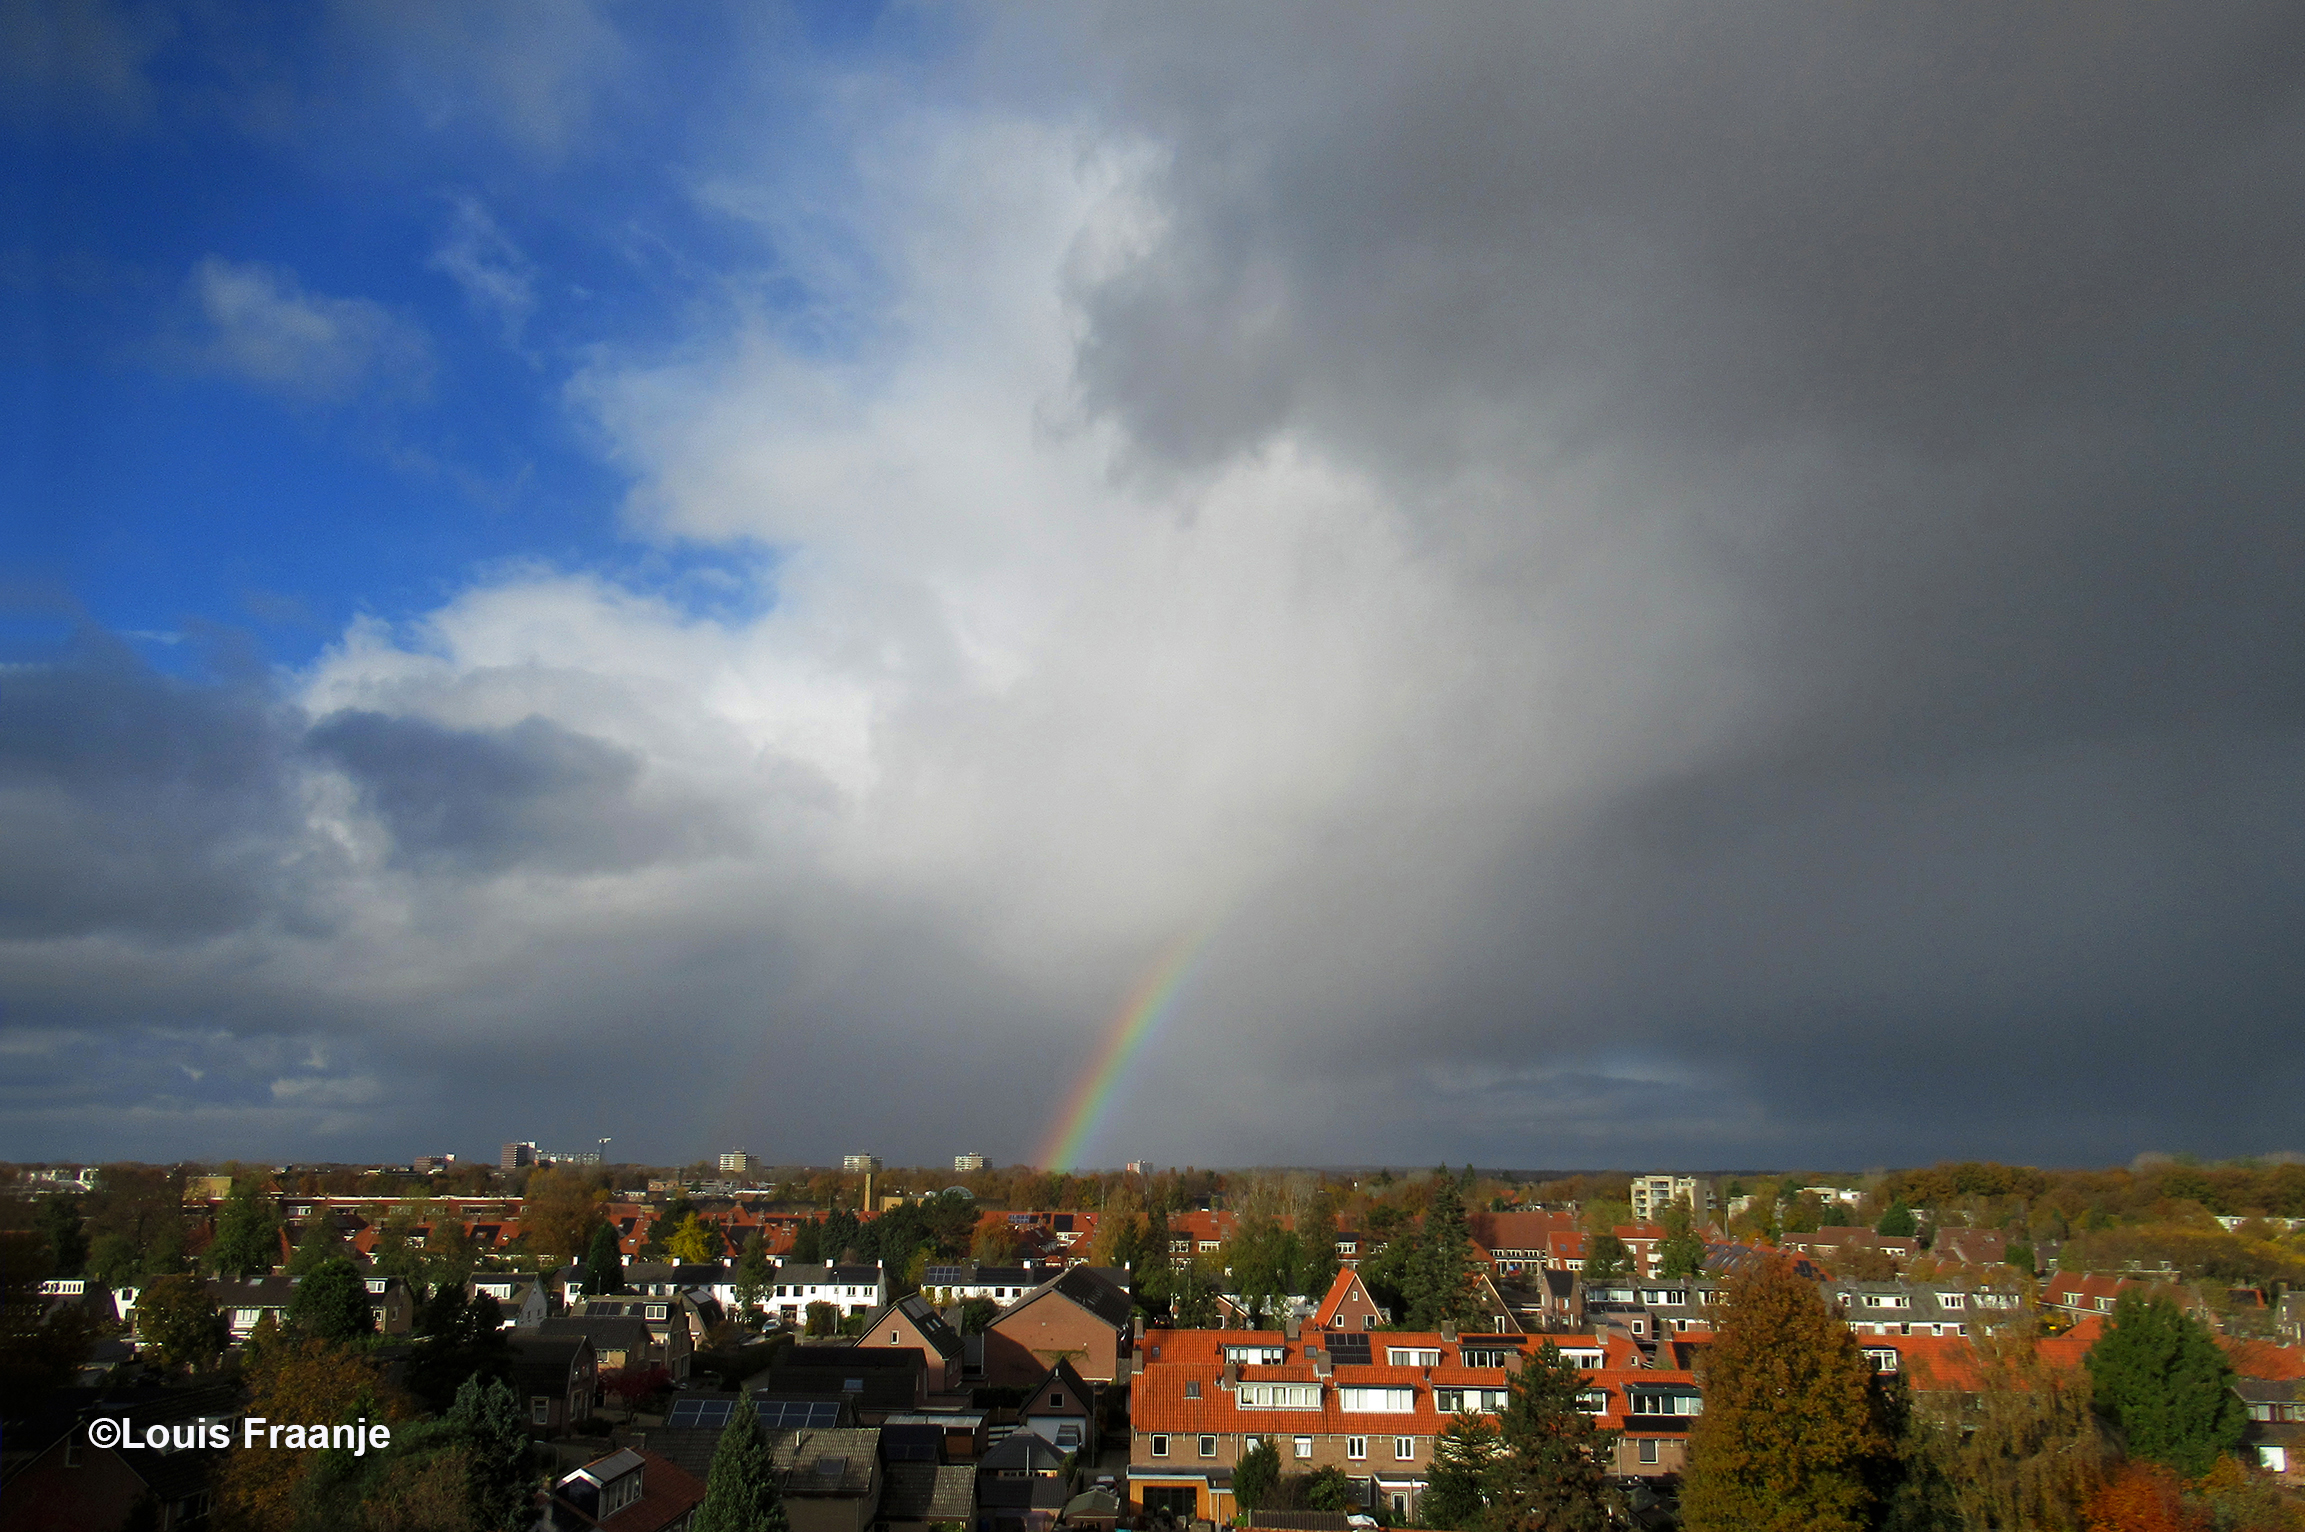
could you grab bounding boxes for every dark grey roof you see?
[625,1262,731,1287]
[638,1425,723,1482]
[924,1264,1041,1287]
[881,1461,978,1521]
[1004,1267,1131,1332]
[771,1427,881,1494]
[979,1432,1069,1474]
[788,1345,923,1371]
[207,1275,300,1306]
[978,1477,1071,1511]
[775,1263,885,1284]
[538,1315,652,1352]
[860,1294,965,1362]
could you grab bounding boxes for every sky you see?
[4,1,2303,1173]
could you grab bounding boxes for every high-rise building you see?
[721,1150,757,1175]
[953,1152,987,1173]
[1126,1160,1152,1176]
[1629,1174,1714,1224]
[843,1153,882,1174]
[500,1141,537,1171]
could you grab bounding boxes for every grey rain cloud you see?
[6,3,2303,1167]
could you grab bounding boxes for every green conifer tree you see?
[1483,1341,1617,1532]
[693,1395,789,1532]
[1408,1179,1476,1330]
[1423,1412,1501,1529]
[2084,1291,2246,1478]
[1234,1437,1281,1512]
[1875,1201,1918,1239]
[583,1223,626,1295]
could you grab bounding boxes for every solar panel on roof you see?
[752,1399,843,1431]
[667,1397,737,1429]
[1327,1334,1372,1364]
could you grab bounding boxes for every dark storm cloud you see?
[1051,3,2305,1160]
[308,708,720,875]
[0,641,721,940]
[0,634,313,940]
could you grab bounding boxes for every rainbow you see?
[1036,930,1210,1171]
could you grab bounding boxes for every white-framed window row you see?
[1628,1392,1702,1417]
[1239,1383,1322,1409]
[1337,1387,1416,1413]
[1433,1388,1510,1414]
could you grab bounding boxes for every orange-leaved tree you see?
[215,1336,410,1532]
[1682,1255,1889,1532]
[2081,1461,2202,1532]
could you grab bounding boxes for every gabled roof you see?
[859,1293,964,1362]
[981,1430,1071,1474]
[206,1275,301,1306]
[539,1315,654,1353]
[1311,1267,1376,1329]
[1023,1357,1093,1413]
[1000,1266,1132,1332]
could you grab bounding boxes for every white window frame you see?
[1151,1435,1169,1458]
[1393,1437,1415,1461]
[1198,1435,1218,1459]
[1293,1437,1313,1459]
[1346,1436,1367,1461]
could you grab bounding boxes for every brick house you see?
[1310,1268,1386,1333]
[982,1268,1135,1387]
[508,1331,598,1434]
[855,1292,968,1393]
[1127,1328,1682,1522]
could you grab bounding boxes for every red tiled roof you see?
[1133,1348,1693,1437]
[601,1449,706,1532]
[1312,1269,1376,1329]
[2223,1339,2305,1381]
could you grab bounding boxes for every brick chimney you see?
[1312,1348,1332,1379]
